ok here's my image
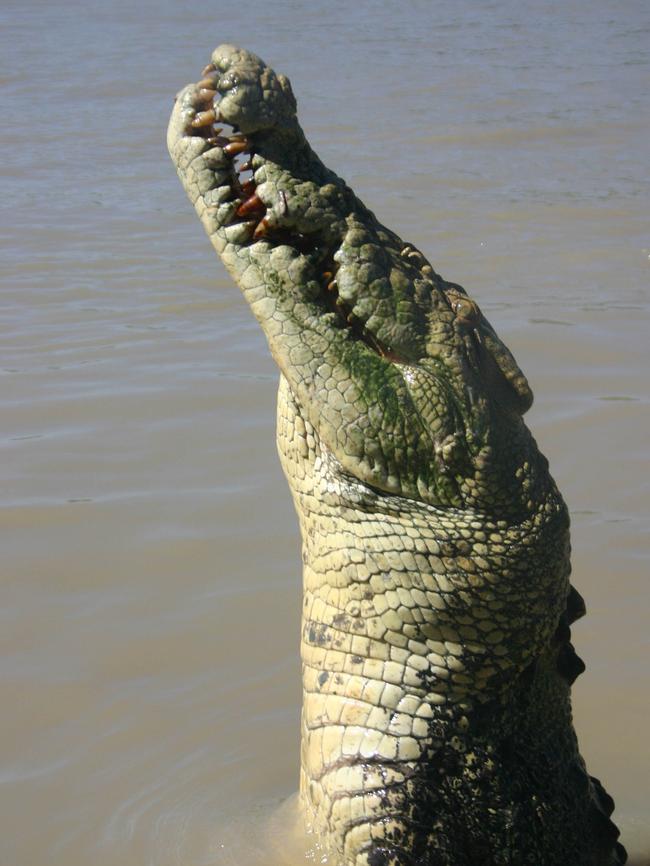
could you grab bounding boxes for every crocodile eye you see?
[452,297,481,326]
[444,288,481,327]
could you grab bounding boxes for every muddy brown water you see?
[1,1,648,864]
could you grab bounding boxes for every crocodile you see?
[167,45,626,866]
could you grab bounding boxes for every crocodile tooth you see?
[197,88,217,102]
[566,586,586,623]
[197,75,218,89]
[192,109,217,128]
[201,62,215,76]
[236,192,265,218]
[224,200,253,227]
[204,135,230,148]
[253,217,269,239]
[224,140,249,157]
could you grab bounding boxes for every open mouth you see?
[181,60,405,362]
[188,63,262,229]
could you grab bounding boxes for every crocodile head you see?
[168,44,545,519]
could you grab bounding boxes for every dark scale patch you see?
[590,775,615,817]
[367,847,416,866]
[568,760,591,795]
[591,806,623,844]
[307,622,330,646]
[368,849,389,866]
[551,614,571,645]
[518,658,538,689]
[556,642,586,684]
[317,671,329,687]
[615,841,629,864]
[566,585,587,623]
[375,654,623,866]
[438,540,458,558]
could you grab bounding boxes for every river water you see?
[1,1,648,864]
